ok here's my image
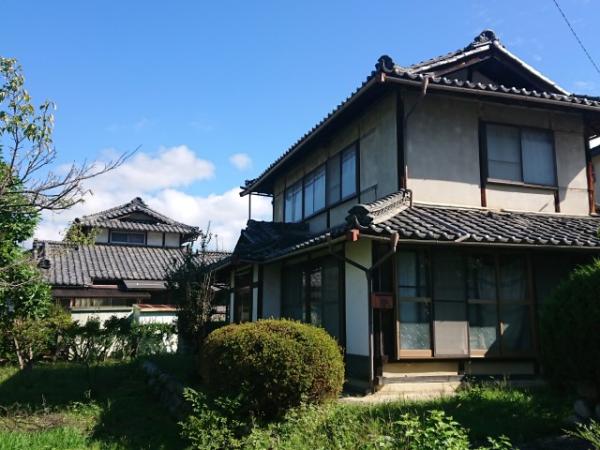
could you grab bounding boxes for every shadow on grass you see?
[0,361,186,450]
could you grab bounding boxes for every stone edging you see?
[140,360,189,420]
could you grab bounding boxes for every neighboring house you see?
[214,30,600,390]
[35,197,229,325]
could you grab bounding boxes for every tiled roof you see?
[242,30,600,196]
[347,191,600,248]
[78,197,199,236]
[226,220,346,263]
[36,240,230,287]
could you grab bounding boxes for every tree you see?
[0,56,130,368]
[166,228,216,353]
[0,57,132,214]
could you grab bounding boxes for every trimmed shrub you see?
[200,319,344,418]
[539,259,600,393]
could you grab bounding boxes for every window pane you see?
[433,252,465,301]
[498,255,527,302]
[314,166,326,212]
[467,255,496,300]
[111,232,128,243]
[397,251,427,297]
[487,124,521,181]
[399,302,431,349]
[327,154,341,205]
[501,304,532,352]
[308,267,322,326]
[469,304,498,351]
[284,181,302,222]
[129,233,145,244]
[341,146,357,198]
[522,129,555,185]
[304,166,326,216]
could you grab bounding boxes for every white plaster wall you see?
[262,262,281,318]
[95,228,109,244]
[71,309,131,325]
[344,238,372,357]
[594,155,600,203]
[147,231,163,247]
[164,233,180,247]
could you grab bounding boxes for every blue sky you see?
[2,0,599,248]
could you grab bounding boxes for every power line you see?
[551,0,600,79]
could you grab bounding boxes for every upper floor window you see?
[110,231,145,245]
[328,144,357,205]
[485,123,556,186]
[284,142,359,223]
[304,165,326,217]
[284,180,303,223]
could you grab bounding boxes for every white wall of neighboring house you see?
[95,228,109,244]
[165,232,180,247]
[147,231,163,246]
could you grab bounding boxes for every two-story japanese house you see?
[214,30,600,391]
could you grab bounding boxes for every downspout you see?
[327,231,399,391]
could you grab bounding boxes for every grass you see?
[0,356,575,450]
[0,360,186,450]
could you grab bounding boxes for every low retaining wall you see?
[140,360,188,419]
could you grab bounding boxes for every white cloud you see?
[229,153,252,171]
[34,145,270,251]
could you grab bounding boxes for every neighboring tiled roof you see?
[347,190,600,248]
[36,240,230,287]
[78,197,199,236]
[242,30,600,196]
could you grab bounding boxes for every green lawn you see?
[0,357,575,450]
[0,361,186,450]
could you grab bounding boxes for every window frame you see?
[282,141,359,223]
[303,164,327,219]
[394,247,537,360]
[482,121,558,189]
[109,230,146,245]
[283,179,304,223]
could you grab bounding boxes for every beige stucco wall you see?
[405,92,589,215]
[272,92,398,224]
[164,232,180,247]
[147,231,163,246]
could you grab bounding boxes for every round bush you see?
[200,319,344,418]
[539,260,600,393]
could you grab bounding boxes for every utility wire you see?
[551,0,600,78]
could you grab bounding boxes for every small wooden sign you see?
[371,292,394,309]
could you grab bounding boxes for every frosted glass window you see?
[522,129,555,185]
[397,251,428,297]
[486,124,556,186]
[487,124,521,181]
[468,304,498,351]
[399,302,431,350]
